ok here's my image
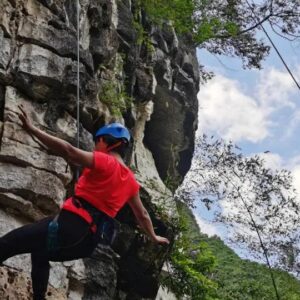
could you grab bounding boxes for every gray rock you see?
[0,209,32,273]
[0,192,46,221]
[131,101,176,219]
[116,0,136,46]
[36,0,68,23]
[182,50,200,83]
[111,0,118,28]
[144,39,199,185]
[155,287,177,300]
[2,121,42,149]
[117,236,165,299]
[151,27,170,54]
[88,0,119,69]
[0,30,11,71]
[4,86,48,129]
[0,265,68,300]
[63,259,86,283]
[49,262,69,290]
[14,44,87,100]
[24,0,57,21]
[161,24,178,53]
[173,67,198,100]
[0,162,65,213]
[55,110,95,151]
[4,86,94,151]
[0,137,72,185]
[134,65,156,102]
[83,245,118,299]
[18,16,94,73]
[0,0,14,36]
[0,86,4,121]
[144,85,197,186]
[152,50,172,89]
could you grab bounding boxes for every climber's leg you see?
[0,217,52,263]
[31,252,50,300]
[0,211,96,299]
[0,217,52,299]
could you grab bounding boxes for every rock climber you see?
[0,105,169,300]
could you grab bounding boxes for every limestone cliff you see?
[0,0,199,299]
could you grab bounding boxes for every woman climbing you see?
[0,105,170,300]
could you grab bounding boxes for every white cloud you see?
[194,214,221,237]
[256,67,296,112]
[257,152,283,170]
[197,66,300,143]
[283,110,300,140]
[198,75,270,142]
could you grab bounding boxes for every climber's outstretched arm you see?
[128,192,170,245]
[18,105,93,168]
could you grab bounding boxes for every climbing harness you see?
[62,197,117,246]
[63,198,96,232]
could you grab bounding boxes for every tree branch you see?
[211,14,274,40]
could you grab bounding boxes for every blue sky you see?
[191,27,300,258]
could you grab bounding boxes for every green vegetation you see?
[132,18,153,51]
[137,0,300,69]
[162,202,218,300]
[132,4,155,54]
[171,202,300,300]
[98,53,133,117]
[98,81,132,117]
[138,0,194,34]
[201,236,300,300]
[180,136,300,276]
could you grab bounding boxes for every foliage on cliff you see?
[177,203,300,300]
[139,0,300,69]
[162,202,218,300]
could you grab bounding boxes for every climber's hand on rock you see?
[18,105,34,132]
[153,235,170,245]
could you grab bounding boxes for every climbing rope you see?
[76,0,81,180]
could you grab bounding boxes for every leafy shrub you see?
[98,81,132,117]
[161,202,219,299]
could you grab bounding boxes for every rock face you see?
[0,0,199,299]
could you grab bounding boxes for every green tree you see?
[178,136,300,298]
[175,204,300,300]
[139,0,300,69]
[162,202,219,299]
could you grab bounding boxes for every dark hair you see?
[97,134,129,158]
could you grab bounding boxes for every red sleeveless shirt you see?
[63,151,140,218]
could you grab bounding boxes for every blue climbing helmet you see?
[94,122,131,143]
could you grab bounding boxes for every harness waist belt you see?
[62,196,116,245]
[62,196,108,233]
[73,196,107,218]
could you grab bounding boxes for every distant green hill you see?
[178,202,300,300]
